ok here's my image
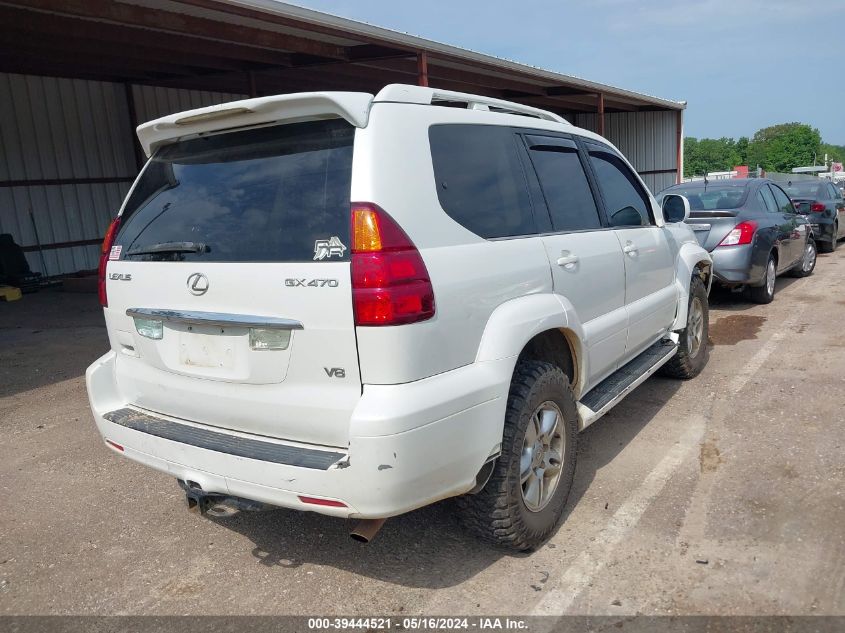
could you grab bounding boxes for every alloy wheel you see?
[687,296,705,357]
[520,402,565,512]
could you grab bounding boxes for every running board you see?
[577,338,678,431]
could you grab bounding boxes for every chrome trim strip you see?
[104,407,343,470]
[126,308,303,330]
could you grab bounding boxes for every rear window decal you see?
[109,245,122,260]
[313,236,347,261]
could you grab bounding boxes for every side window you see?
[524,137,602,232]
[770,185,794,213]
[588,149,652,227]
[429,124,536,239]
[758,185,779,214]
[829,184,840,200]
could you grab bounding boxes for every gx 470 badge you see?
[285,278,339,288]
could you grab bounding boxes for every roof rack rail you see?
[374,84,569,124]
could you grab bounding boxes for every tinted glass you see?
[758,185,779,214]
[828,184,840,199]
[429,125,535,238]
[770,185,795,213]
[661,183,748,210]
[527,146,601,232]
[588,151,651,226]
[784,181,824,198]
[116,119,354,262]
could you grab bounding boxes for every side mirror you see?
[662,194,690,223]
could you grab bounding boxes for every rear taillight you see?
[810,202,825,213]
[350,203,435,326]
[98,217,121,307]
[718,220,758,247]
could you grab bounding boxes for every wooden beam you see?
[0,6,294,67]
[0,29,251,72]
[5,0,348,60]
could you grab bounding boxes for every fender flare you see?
[475,293,587,393]
[672,242,713,331]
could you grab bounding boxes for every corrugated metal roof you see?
[219,0,686,111]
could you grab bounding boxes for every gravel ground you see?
[1,249,843,616]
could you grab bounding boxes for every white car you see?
[86,84,711,550]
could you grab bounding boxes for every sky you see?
[286,0,845,145]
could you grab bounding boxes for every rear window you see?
[660,184,748,211]
[784,181,823,199]
[116,119,354,262]
[429,124,536,239]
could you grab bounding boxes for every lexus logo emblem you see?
[186,272,209,296]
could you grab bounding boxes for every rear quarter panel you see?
[351,105,557,385]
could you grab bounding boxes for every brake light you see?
[98,217,121,307]
[718,220,758,247]
[350,203,435,326]
[810,202,825,213]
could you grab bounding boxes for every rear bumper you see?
[86,351,511,519]
[710,244,758,285]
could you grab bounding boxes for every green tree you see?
[746,123,822,172]
[820,143,845,165]
[683,136,743,176]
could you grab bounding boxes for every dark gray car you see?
[781,180,845,252]
[657,178,816,304]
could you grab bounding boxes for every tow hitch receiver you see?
[178,479,270,517]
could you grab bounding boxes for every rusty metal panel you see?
[573,110,678,195]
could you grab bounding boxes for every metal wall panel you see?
[0,74,245,276]
[131,85,247,125]
[573,110,679,194]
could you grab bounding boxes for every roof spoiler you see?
[136,91,374,156]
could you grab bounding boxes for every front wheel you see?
[660,275,709,379]
[457,361,578,551]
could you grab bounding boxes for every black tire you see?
[457,360,578,551]
[660,275,709,380]
[789,239,816,278]
[746,254,776,304]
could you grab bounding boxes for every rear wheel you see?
[457,361,577,551]
[789,239,816,278]
[819,225,838,253]
[747,254,776,304]
[660,275,709,379]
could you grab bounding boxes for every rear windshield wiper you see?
[125,241,210,257]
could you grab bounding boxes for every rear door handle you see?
[556,252,579,268]
[623,243,639,256]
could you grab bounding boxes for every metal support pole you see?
[123,83,144,172]
[247,70,258,98]
[676,109,684,184]
[417,52,429,87]
[597,92,605,137]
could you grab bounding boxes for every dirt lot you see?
[1,250,844,616]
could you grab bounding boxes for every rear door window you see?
[770,185,795,214]
[429,124,536,239]
[116,119,354,262]
[758,185,779,213]
[523,136,602,232]
[587,146,653,227]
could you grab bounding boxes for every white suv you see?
[86,84,711,550]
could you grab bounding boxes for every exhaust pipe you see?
[349,518,386,543]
